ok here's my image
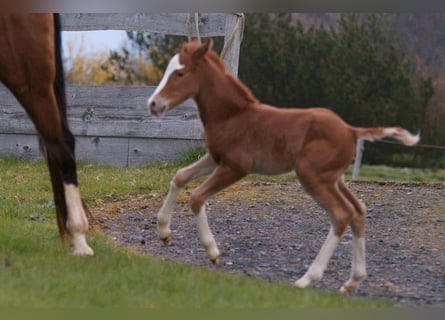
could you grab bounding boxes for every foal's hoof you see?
[294,277,311,289]
[160,234,171,245]
[339,275,366,293]
[339,285,356,294]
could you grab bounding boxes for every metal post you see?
[352,138,364,181]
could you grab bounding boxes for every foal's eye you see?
[176,71,184,77]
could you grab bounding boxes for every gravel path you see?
[95,181,444,307]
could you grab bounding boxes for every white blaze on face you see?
[147,54,184,107]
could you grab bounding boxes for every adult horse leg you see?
[22,92,93,256]
[157,153,216,244]
[189,164,245,264]
[48,130,93,256]
[337,178,367,292]
[294,162,356,290]
[0,14,93,255]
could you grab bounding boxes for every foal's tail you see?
[352,126,420,146]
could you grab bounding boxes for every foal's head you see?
[147,39,214,117]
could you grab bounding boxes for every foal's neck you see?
[195,55,257,125]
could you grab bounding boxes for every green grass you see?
[345,165,445,182]
[3,155,442,308]
[0,228,384,307]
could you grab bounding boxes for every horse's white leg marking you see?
[196,204,220,263]
[294,226,339,288]
[64,184,94,256]
[157,154,216,244]
[157,181,181,242]
[340,236,367,293]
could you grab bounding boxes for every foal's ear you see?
[192,38,213,62]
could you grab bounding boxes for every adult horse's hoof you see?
[71,245,94,256]
[70,235,94,256]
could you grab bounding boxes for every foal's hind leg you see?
[337,178,367,292]
[294,174,355,289]
[157,153,216,244]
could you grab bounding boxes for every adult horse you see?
[147,39,419,292]
[0,14,93,255]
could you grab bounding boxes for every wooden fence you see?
[0,13,243,167]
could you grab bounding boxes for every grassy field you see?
[1,155,443,308]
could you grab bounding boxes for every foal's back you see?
[236,103,357,173]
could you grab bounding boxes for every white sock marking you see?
[351,236,366,278]
[157,181,181,240]
[340,236,367,292]
[295,227,339,288]
[196,205,219,260]
[64,184,93,256]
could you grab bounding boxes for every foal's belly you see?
[251,156,295,175]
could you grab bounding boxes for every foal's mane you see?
[205,49,258,105]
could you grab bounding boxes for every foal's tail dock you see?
[352,126,420,146]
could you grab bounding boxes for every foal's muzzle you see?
[148,96,168,117]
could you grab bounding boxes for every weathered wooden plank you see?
[65,85,198,118]
[0,112,203,139]
[0,118,36,135]
[0,85,197,117]
[0,134,131,166]
[0,84,203,139]
[0,133,204,167]
[61,13,227,37]
[128,137,203,167]
[0,134,41,162]
[75,136,129,167]
[69,117,204,139]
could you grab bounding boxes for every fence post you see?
[222,14,244,77]
[352,138,364,181]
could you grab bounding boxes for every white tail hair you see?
[382,128,420,146]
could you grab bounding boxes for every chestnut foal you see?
[147,39,419,292]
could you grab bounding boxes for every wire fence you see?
[376,139,445,150]
[352,138,445,180]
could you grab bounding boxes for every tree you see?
[100,32,188,86]
[64,34,161,86]
[64,34,110,85]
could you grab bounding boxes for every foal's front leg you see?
[189,164,245,264]
[157,153,216,244]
